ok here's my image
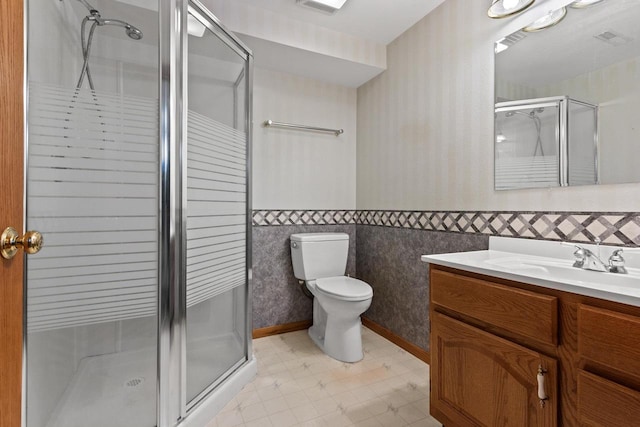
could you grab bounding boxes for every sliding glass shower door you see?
[24,0,253,426]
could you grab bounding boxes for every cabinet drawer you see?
[431,269,558,345]
[578,370,640,426]
[578,305,640,380]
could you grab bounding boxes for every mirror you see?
[494,0,640,190]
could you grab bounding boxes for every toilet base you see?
[306,285,371,363]
[307,325,325,354]
[308,318,364,363]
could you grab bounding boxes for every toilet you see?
[290,232,373,362]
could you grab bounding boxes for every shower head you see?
[75,1,143,40]
[100,19,144,40]
[125,25,143,40]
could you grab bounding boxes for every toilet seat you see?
[315,276,373,301]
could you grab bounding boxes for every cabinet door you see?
[431,312,557,426]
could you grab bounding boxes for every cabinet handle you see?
[537,365,548,408]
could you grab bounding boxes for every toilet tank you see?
[290,233,349,280]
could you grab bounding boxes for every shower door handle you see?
[1,227,43,259]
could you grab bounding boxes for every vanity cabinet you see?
[429,265,640,427]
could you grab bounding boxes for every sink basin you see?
[484,257,551,274]
[484,255,640,289]
[421,237,640,307]
[538,264,640,289]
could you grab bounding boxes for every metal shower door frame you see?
[158,0,254,425]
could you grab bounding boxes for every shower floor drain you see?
[125,377,145,388]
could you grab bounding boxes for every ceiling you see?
[231,0,445,45]
[220,0,446,87]
[107,0,447,87]
[497,0,640,88]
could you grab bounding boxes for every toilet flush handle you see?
[291,241,298,248]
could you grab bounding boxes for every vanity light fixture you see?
[488,0,535,19]
[570,0,605,9]
[523,7,567,32]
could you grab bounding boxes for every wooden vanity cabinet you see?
[429,265,640,427]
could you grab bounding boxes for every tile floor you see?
[207,327,442,427]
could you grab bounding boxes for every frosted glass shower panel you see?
[495,102,561,190]
[26,0,159,426]
[568,100,598,186]
[185,9,249,405]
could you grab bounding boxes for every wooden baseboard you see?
[362,317,430,364]
[252,320,312,339]
[252,318,430,365]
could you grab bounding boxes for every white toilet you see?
[290,232,373,362]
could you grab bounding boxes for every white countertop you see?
[421,237,640,308]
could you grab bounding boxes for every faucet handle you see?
[608,249,627,274]
[561,242,587,267]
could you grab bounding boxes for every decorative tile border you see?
[357,210,640,246]
[252,210,357,226]
[252,209,640,246]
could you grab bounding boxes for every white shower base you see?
[45,348,157,427]
[45,333,254,427]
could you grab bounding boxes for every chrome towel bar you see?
[263,119,343,136]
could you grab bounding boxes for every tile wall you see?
[252,209,640,352]
[252,224,356,329]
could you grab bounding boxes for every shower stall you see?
[25,0,254,426]
[495,96,598,190]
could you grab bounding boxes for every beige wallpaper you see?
[252,68,357,210]
[356,0,640,212]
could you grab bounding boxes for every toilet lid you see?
[315,276,373,301]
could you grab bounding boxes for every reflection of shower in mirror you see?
[495,96,598,190]
[503,108,546,157]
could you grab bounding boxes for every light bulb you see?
[488,0,535,19]
[503,0,520,10]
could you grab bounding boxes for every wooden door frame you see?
[0,0,25,426]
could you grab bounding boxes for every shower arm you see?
[73,0,143,36]
[76,0,98,13]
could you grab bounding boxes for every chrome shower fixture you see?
[502,108,546,156]
[74,0,143,90]
[78,0,143,40]
[98,17,143,40]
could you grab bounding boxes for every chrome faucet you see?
[608,249,627,274]
[562,242,627,274]
[570,244,608,272]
